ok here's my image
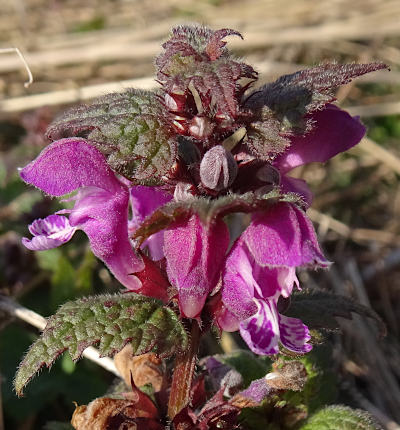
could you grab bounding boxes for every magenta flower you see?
[20,138,145,291]
[129,186,172,261]
[164,214,230,318]
[217,202,328,354]
[273,104,366,205]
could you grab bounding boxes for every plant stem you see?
[167,321,201,419]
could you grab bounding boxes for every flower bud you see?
[189,116,214,139]
[200,146,238,192]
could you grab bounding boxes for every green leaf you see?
[285,289,386,336]
[46,89,177,184]
[300,405,382,430]
[14,293,188,396]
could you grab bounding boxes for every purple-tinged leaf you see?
[245,112,291,159]
[46,90,177,183]
[245,62,388,123]
[156,25,257,120]
[133,190,303,246]
[286,289,386,336]
[206,28,243,60]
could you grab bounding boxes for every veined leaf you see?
[245,63,388,133]
[46,89,177,184]
[14,293,188,396]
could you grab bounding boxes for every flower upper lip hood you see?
[273,105,366,174]
[243,202,330,269]
[20,138,145,291]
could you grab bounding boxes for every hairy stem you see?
[167,321,201,419]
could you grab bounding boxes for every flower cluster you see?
[21,25,385,356]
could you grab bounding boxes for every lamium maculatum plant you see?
[15,25,388,430]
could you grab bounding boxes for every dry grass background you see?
[1,0,400,429]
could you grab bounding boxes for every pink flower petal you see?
[20,138,144,290]
[239,299,312,355]
[239,300,280,355]
[20,138,122,196]
[22,214,76,250]
[243,202,329,268]
[274,105,365,174]
[279,314,312,353]
[164,215,229,318]
[129,186,172,261]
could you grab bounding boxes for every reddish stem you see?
[167,321,201,419]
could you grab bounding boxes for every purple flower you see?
[22,214,76,251]
[20,138,145,291]
[164,214,230,318]
[274,104,366,205]
[218,202,327,355]
[129,186,172,261]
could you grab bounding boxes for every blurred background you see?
[0,0,399,429]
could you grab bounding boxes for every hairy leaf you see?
[46,89,177,183]
[133,189,303,245]
[245,109,291,159]
[244,63,388,134]
[300,405,382,430]
[285,289,386,336]
[14,293,188,396]
[156,25,257,119]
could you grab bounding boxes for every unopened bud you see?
[174,182,196,201]
[189,116,214,139]
[200,145,238,192]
